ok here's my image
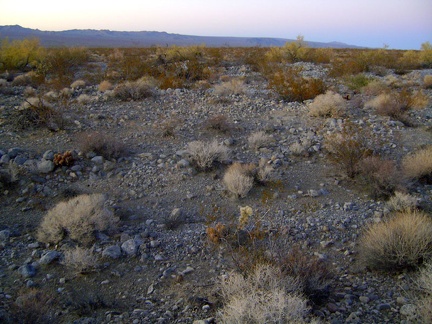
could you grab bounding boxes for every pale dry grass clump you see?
[248,131,274,151]
[218,264,310,324]
[424,75,432,89]
[76,94,93,105]
[416,261,432,323]
[113,76,159,101]
[213,78,246,97]
[98,80,113,92]
[308,90,346,118]
[187,140,229,171]
[359,210,432,271]
[37,194,119,246]
[402,146,432,182]
[223,163,255,198]
[62,246,99,273]
[70,79,86,89]
[387,191,418,212]
[365,92,406,119]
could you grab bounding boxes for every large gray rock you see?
[121,239,141,256]
[102,245,122,259]
[39,251,61,265]
[18,264,37,278]
[37,160,55,173]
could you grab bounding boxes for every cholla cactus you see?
[239,206,253,229]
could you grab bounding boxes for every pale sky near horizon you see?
[1,0,431,49]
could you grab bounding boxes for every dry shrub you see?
[308,90,346,118]
[98,80,113,92]
[359,210,432,271]
[213,78,246,97]
[366,89,427,123]
[206,223,228,244]
[62,246,99,273]
[358,156,401,199]
[402,146,432,183]
[416,261,432,323]
[76,93,93,105]
[424,75,432,89]
[157,117,181,138]
[203,114,232,133]
[113,76,158,100]
[12,96,64,130]
[409,90,429,109]
[280,247,332,303]
[248,131,274,151]
[70,79,86,89]
[11,73,35,87]
[10,288,58,323]
[37,194,119,246]
[77,131,126,159]
[324,121,375,178]
[187,140,229,171]
[387,191,418,212]
[361,79,388,96]
[218,264,310,324]
[267,66,327,102]
[223,163,255,198]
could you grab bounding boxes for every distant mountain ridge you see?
[0,25,362,48]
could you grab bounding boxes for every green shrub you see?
[0,38,44,72]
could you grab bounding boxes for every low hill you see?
[0,25,362,48]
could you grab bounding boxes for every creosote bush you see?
[187,140,229,171]
[218,264,310,324]
[37,194,119,246]
[359,210,432,271]
[402,146,432,183]
[308,90,346,118]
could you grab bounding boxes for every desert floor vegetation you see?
[0,42,431,323]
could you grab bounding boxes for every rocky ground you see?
[0,61,432,323]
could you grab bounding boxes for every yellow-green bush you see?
[0,38,44,71]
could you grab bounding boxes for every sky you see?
[1,0,431,49]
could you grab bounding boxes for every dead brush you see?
[11,96,64,131]
[76,131,126,159]
[357,156,402,199]
[324,120,377,178]
[202,114,232,133]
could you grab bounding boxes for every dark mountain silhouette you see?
[0,25,363,48]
